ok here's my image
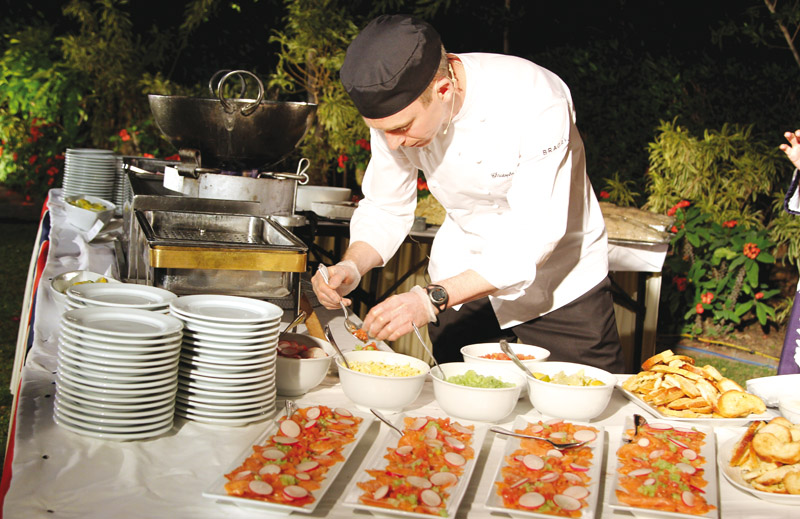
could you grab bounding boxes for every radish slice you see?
[648,449,664,459]
[338,419,355,426]
[327,418,338,424]
[549,431,567,440]
[259,464,281,476]
[425,426,438,439]
[396,445,413,456]
[329,429,345,435]
[420,489,441,507]
[562,486,589,500]
[628,468,652,477]
[406,476,432,489]
[519,492,545,509]
[681,490,696,507]
[573,429,596,443]
[373,485,389,500]
[546,449,563,458]
[676,463,696,474]
[682,448,698,461]
[522,454,544,470]
[539,472,559,483]
[675,427,697,434]
[273,435,299,444]
[283,485,309,500]
[444,452,466,466]
[425,439,444,448]
[452,423,474,435]
[295,472,311,481]
[233,470,251,480]
[305,419,317,429]
[280,346,299,357]
[669,437,688,449]
[306,407,321,420]
[445,436,465,450]
[318,448,334,456]
[569,463,589,472]
[647,422,673,430]
[280,420,301,438]
[643,478,656,486]
[545,418,563,426]
[249,480,273,495]
[263,448,285,460]
[334,407,353,417]
[563,472,582,483]
[529,424,544,434]
[637,437,650,448]
[430,472,458,487]
[554,494,581,511]
[296,461,319,472]
[510,477,529,488]
[409,417,428,430]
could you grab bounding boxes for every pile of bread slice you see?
[622,349,766,418]
[730,417,800,494]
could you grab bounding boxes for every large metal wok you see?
[148,70,317,171]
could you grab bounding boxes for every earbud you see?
[443,62,457,136]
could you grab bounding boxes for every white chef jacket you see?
[349,53,608,328]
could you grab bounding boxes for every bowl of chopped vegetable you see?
[276,332,336,396]
[63,195,116,231]
[336,350,431,413]
[461,342,550,398]
[526,361,616,421]
[430,362,525,422]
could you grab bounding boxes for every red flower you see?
[755,292,764,300]
[417,177,428,191]
[677,200,690,208]
[46,166,59,177]
[701,292,714,304]
[599,190,610,199]
[47,177,55,186]
[695,303,704,314]
[722,220,737,228]
[55,154,65,160]
[673,276,687,291]
[743,242,760,260]
[12,152,18,161]
[28,155,38,165]
[119,129,131,142]
[670,225,678,233]
[356,138,371,151]
[667,206,676,217]
[164,154,181,161]
[143,153,155,158]
[337,154,348,169]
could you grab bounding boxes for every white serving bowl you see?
[526,361,616,421]
[296,185,351,211]
[431,362,525,422]
[64,195,115,231]
[336,350,430,413]
[276,332,335,397]
[778,395,800,424]
[50,270,120,305]
[461,342,550,398]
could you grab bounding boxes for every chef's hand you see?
[311,260,361,309]
[780,130,800,170]
[362,286,437,341]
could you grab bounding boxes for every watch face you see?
[430,286,447,303]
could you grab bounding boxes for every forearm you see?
[434,269,497,311]
[342,240,384,276]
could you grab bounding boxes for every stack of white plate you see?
[112,156,129,215]
[54,307,183,441]
[169,294,283,426]
[62,148,117,200]
[65,283,177,314]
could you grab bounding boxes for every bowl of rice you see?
[336,350,430,413]
[431,362,525,422]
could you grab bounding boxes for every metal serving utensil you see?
[411,323,443,377]
[281,310,307,334]
[317,264,361,339]
[370,408,403,437]
[323,324,351,370]
[499,339,538,380]
[622,414,648,443]
[489,426,590,450]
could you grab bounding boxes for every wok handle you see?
[207,70,246,98]
[217,70,264,116]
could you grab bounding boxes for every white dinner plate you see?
[59,331,182,355]
[54,398,174,426]
[745,374,800,407]
[65,299,170,314]
[61,307,183,338]
[484,416,604,519]
[57,352,179,378]
[178,365,273,383]
[56,371,178,395]
[180,376,273,392]
[177,319,280,336]
[180,349,276,366]
[175,406,275,426]
[55,384,177,409]
[341,414,487,519]
[178,354,276,372]
[54,406,173,433]
[58,338,181,362]
[718,433,800,505]
[54,413,175,441]
[178,382,276,400]
[169,295,282,324]
[181,331,279,347]
[175,401,276,418]
[180,343,274,359]
[608,417,718,519]
[171,309,282,331]
[59,327,183,346]
[66,283,177,308]
[176,387,275,406]
[55,393,174,418]
[57,346,180,373]
[57,363,178,390]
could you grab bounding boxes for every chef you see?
[312,14,624,372]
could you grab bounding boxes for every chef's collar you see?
[340,14,442,119]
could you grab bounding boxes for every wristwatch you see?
[425,284,449,314]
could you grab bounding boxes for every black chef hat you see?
[340,14,442,119]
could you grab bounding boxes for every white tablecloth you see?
[4,192,797,519]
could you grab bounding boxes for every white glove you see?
[332,259,361,295]
[410,285,437,324]
[363,285,437,341]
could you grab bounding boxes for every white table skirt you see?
[4,191,797,519]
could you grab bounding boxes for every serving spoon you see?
[411,323,443,378]
[281,310,307,334]
[370,408,403,437]
[499,339,538,381]
[318,264,361,339]
[489,426,591,450]
[323,324,351,370]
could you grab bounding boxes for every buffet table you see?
[2,193,798,518]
